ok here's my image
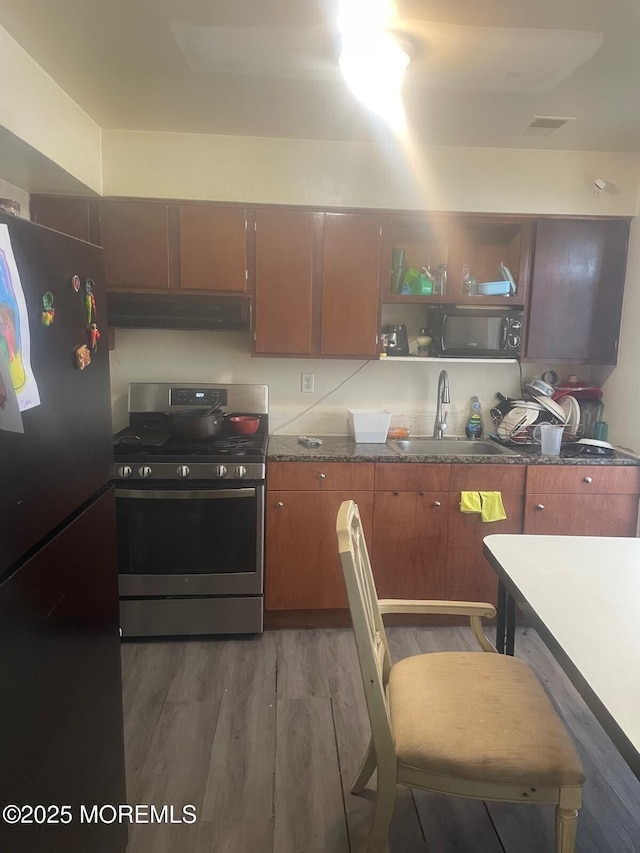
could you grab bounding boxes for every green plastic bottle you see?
[465,397,483,438]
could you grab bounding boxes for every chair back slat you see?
[337,500,394,754]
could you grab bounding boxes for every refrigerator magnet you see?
[74,344,91,370]
[89,322,101,352]
[41,292,55,326]
[71,274,81,292]
[85,279,96,322]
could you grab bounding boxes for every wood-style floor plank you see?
[122,626,640,853]
[273,697,349,853]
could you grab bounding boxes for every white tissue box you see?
[348,409,392,443]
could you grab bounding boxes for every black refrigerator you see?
[0,213,127,853]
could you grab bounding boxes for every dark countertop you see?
[267,435,640,466]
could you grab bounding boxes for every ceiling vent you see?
[520,115,576,136]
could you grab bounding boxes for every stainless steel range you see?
[113,382,268,638]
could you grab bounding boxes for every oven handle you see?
[114,488,256,500]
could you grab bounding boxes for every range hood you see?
[106,292,251,331]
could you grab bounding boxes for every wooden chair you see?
[336,499,584,853]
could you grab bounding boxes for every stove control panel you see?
[113,462,265,481]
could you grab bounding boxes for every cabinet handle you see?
[276,501,284,508]
[419,491,425,496]
[318,473,326,480]
[535,503,544,510]
[583,476,593,484]
[433,500,442,507]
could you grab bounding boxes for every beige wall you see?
[0,25,102,193]
[102,129,640,216]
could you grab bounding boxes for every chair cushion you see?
[389,652,584,787]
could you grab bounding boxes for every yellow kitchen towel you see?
[479,491,507,523]
[460,491,482,513]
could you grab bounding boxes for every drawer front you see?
[526,465,640,495]
[267,461,374,491]
[374,463,450,492]
[449,464,526,493]
[524,493,639,537]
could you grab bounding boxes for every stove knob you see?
[118,465,133,479]
[214,465,228,479]
[177,465,190,479]
[234,465,247,479]
[138,465,153,479]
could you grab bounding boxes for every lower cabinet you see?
[265,462,374,610]
[524,466,640,536]
[371,464,450,599]
[445,465,525,604]
[265,460,640,621]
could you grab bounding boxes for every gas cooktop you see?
[113,382,269,481]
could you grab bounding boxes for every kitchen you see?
[2,1,640,851]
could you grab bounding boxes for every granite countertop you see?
[267,435,640,466]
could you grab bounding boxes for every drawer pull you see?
[535,503,545,510]
[318,473,326,480]
[433,500,442,507]
[276,501,284,508]
[583,476,593,484]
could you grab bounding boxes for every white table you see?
[483,533,640,781]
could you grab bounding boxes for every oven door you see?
[115,482,264,596]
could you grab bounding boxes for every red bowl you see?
[229,416,260,435]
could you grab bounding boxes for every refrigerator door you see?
[0,490,127,853]
[0,214,113,579]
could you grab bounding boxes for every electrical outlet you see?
[301,372,315,393]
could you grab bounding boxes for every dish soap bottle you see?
[465,397,484,439]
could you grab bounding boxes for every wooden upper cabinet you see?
[30,195,96,243]
[178,205,247,292]
[98,200,171,290]
[454,217,533,304]
[320,213,382,356]
[525,218,630,363]
[254,209,316,355]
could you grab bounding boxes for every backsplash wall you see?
[109,329,572,437]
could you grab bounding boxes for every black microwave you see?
[429,307,523,358]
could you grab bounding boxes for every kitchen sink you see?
[388,437,522,456]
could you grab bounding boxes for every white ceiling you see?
[1,0,640,152]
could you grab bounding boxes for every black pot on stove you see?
[172,408,227,440]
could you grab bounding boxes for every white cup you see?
[533,423,564,455]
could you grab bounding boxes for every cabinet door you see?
[524,493,638,536]
[254,210,316,354]
[445,491,523,604]
[265,490,374,610]
[99,200,171,290]
[31,195,96,243]
[321,213,382,356]
[446,464,525,603]
[178,204,247,292]
[371,491,448,599]
[526,219,630,363]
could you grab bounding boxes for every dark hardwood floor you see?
[121,627,640,853]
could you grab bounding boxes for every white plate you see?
[497,406,538,439]
[509,400,544,411]
[558,395,580,434]
[577,438,613,449]
[532,393,567,423]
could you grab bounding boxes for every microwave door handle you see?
[441,315,448,352]
[500,317,508,350]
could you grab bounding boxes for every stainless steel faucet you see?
[433,369,450,438]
